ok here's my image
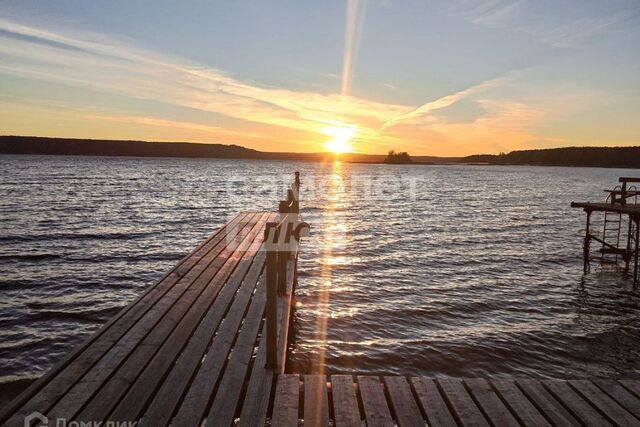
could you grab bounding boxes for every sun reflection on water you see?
[310,162,348,374]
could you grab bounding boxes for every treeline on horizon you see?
[1,136,639,168]
[0,136,450,163]
[0,135,348,162]
[462,146,640,168]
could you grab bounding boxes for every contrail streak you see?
[380,77,507,130]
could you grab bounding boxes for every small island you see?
[384,150,413,164]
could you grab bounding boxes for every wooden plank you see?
[491,379,550,427]
[236,322,274,427]
[411,377,457,427]
[595,380,640,418]
[621,380,640,399]
[331,375,361,427]
[103,213,272,423]
[272,374,300,427]
[357,376,393,427]
[464,378,519,427]
[569,380,640,426]
[137,221,272,426]
[517,379,579,427]
[437,377,489,427]
[45,213,264,421]
[543,380,613,427]
[172,253,269,427]
[5,213,252,425]
[304,375,329,427]
[383,376,423,427]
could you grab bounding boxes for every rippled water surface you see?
[1,155,639,404]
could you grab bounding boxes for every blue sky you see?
[0,0,638,155]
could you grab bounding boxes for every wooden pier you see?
[2,173,640,426]
[271,375,640,427]
[571,177,640,290]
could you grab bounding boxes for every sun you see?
[323,124,356,154]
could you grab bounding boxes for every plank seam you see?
[487,379,533,427]
[408,377,430,425]
[594,381,640,422]
[461,379,498,427]
[567,380,637,426]
[435,379,465,427]
[619,381,640,401]
[541,380,604,427]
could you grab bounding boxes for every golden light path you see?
[310,162,346,379]
[308,5,360,413]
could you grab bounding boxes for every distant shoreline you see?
[0,135,457,164]
[1,135,639,169]
[4,154,636,169]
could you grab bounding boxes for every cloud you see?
[446,0,638,49]
[454,0,526,28]
[81,113,266,140]
[533,11,635,48]
[380,76,507,130]
[385,98,547,155]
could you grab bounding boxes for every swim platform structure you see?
[3,173,640,426]
[571,177,640,291]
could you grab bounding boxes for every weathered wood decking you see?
[3,186,640,425]
[1,211,296,427]
[272,375,640,427]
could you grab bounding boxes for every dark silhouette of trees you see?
[384,150,413,164]
[461,146,640,168]
[0,135,263,159]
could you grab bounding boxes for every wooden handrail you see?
[265,172,309,369]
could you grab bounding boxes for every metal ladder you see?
[600,187,623,263]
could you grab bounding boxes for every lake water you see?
[1,155,639,405]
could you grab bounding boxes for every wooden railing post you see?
[583,209,591,273]
[265,172,307,369]
[265,222,278,369]
[293,171,300,213]
[634,216,639,291]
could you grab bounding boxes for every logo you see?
[25,411,47,427]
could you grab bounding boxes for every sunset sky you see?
[1,0,639,156]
